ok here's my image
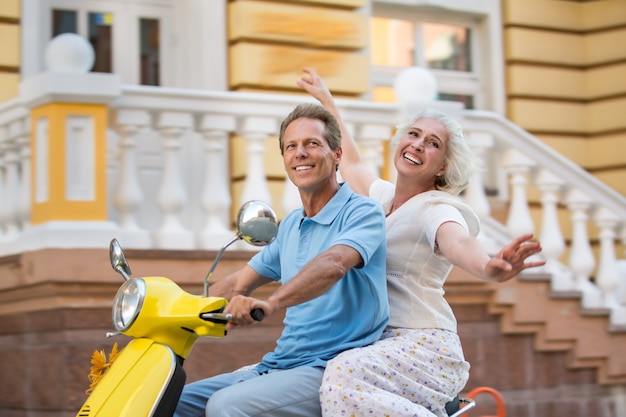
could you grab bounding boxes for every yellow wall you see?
[227,0,368,95]
[502,0,626,193]
[0,0,20,102]
[228,0,369,208]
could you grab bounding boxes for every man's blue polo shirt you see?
[249,183,389,372]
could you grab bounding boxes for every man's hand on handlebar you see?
[224,295,270,329]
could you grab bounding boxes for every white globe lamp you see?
[393,67,438,103]
[45,33,95,74]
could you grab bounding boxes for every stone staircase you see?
[447,268,626,387]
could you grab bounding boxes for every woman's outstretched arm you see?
[297,68,378,196]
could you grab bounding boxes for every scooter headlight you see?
[112,278,146,332]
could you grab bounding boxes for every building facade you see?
[1,1,626,416]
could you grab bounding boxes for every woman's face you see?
[394,117,449,183]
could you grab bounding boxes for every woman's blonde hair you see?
[391,108,482,195]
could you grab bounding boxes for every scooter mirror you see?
[109,238,132,281]
[204,200,278,296]
[236,200,278,246]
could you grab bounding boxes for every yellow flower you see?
[86,343,120,394]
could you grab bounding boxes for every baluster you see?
[154,111,194,249]
[464,132,498,252]
[238,116,275,206]
[112,109,151,248]
[565,189,602,308]
[16,119,31,232]
[618,228,626,307]
[501,149,535,238]
[593,207,621,308]
[0,136,5,240]
[337,121,356,184]
[464,132,492,219]
[358,124,391,176]
[281,178,301,216]
[198,114,236,249]
[535,169,570,290]
[3,141,20,238]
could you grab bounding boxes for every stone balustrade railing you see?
[0,85,625,326]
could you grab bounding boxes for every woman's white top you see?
[370,179,480,332]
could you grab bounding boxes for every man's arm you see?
[224,244,362,327]
[210,264,274,300]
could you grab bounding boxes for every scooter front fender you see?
[76,338,185,417]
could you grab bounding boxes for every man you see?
[173,103,389,417]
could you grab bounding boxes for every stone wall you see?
[0,250,624,416]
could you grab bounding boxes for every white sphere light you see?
[393,67,438,102]
[45,33,95,74]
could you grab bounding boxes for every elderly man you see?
[173,103,389,417]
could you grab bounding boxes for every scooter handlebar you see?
[250,308,264,321]
[200,309,265,322]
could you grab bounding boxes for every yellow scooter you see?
[75,201,278,417]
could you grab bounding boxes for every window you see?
[52,9,77,36]
[139,18,159,86]
[36,0,171,86]
[369,1,505,112]
[88,12,113,73]
[50,9,113,73]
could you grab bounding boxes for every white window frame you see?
[369,0,505,113]
[21,0,173,86]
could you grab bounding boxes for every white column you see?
[535,169,569,290]
[153,111,194,249]
[565,189,601,308]
[198,114,236,250]
[464,132,497,252]
[0,136,6,240]
[358,124,391,177]
[501,149,535,237]
[281,177,301,216]
[3,143,20,238]
[16,120,31,232]
[112,109,152,248]
[463,132,493,220]
[238,116,275,206]
[593,207,621,307]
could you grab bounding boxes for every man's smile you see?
[295,165,314,171]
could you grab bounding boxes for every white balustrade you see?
[358,124,391,176]
[16,124,31,232]
[565,189,602,308]
[112,109,152,248]
[153,111,195,249]
[464,132,499,253]
[0,136,6,240]
[0,84,625,326]
[594,206,622,308]
[501,148,536,238]
[2,141,19,239]
[281,178,301,215]
[238,116,275,207]
[535,169,568,289]
[198,114,236,249]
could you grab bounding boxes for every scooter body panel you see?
[76,338,183,417]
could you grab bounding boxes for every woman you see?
[297,68,545,417]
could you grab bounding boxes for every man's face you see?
[282,117,341,193]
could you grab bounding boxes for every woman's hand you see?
[484,234,545,282]
[296,68,334,107]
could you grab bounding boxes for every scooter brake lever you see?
[200,312,232,322]
[200,309,264,322]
